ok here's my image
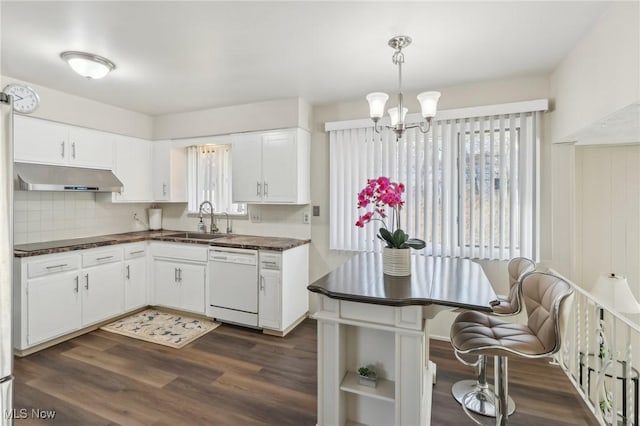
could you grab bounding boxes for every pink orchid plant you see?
[355,176,426,250]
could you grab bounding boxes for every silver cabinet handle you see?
[174,267,178,282]
[46,263,68,269]
[126,265,130,280]
[130,250,145,255]
[61,141,65,158]
[96,255,113,261]
[256,181,261,196]
[74,276,79,293]
[264,181,268,197]
[260,275,265,291]
[71,142,76,159]
[162,183,167,196]
[178,268,182,282]
[84,273,89,290]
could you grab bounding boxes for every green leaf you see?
[404,238,426,250]
[378,228,394,247]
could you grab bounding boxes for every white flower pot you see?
[383,247,411,276]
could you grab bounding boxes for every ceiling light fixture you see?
[60,51,116,79]
[366,36,441,140]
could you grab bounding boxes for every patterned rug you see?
[100,309,220,348]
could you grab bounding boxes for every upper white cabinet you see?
[152,140,187,202]
[232,128,310,204]
[14,115,113,170]
[113,136,153,202]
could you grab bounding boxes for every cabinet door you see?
[13,115,68,165]
[231,133,263,203]
[261,131,298,203]
[258,269,281,330]
[178,263,206,314]
[113,136,153,202]
[153,260,181,309]
[82,262,124,326]
[27,271,81,345]
[68,126,114,169]
[125,257,147,311]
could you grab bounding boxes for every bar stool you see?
[450,272,574,425]
[451,257,535,417]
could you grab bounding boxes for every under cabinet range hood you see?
[14,162,123,192]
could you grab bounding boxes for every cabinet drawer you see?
[27,254,81,278]
[82,247,123,267]
[151,243,208,262]
[124,243,147,259]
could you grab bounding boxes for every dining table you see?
[307,252,498,426]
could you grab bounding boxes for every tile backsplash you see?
[13,191,151,244]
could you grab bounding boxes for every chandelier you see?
[366,36,441,140]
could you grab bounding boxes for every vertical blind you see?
[187,145,245,214]
[329,112,539,261]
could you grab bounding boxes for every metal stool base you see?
[452,379,516,417]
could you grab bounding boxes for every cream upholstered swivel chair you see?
[451,257,535,417]
[450,272,574,426]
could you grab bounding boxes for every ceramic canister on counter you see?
[148,208,163,230]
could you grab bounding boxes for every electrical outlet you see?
[251,212,261,223]
[303,212,310,224]
[313,205,320,216]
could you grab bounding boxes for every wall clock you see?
[3,84,40,114]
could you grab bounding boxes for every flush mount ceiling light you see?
[366,36,441,140]
[60,51,116,79]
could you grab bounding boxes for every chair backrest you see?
[521,272,574,355]
[497,257,536,314]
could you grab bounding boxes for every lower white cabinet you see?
[258,268,281,330]
[81,261,124,326]
[258,245,309,334]
[151,242,207,315]
[124,243,148,311]
[27,270,82,346]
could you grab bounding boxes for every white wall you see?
[153,97,311,140]
[575,145,640,295]
[1,76,153,139]
[550,2,640,143]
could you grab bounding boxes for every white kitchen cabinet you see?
[27,270,82,346]
[68,126,114,169]
[151,242,207,315]
[112,135,153,202]
[13,115,114,169]
[153,260,206,314]
[258,268,281,330]
[13,115,68,165]
[152,140,187,202]
[124,244,148,311]
[232,128,310,204]
[258,244,309,335]
[80,247,124,326]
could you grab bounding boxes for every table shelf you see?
[340,371,395,402]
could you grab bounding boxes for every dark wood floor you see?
[13,319,596,425]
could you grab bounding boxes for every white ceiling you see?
[1,1,609,117]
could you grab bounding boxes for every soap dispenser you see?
[197,217,207,233]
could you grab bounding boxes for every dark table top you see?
[308,253,498,312]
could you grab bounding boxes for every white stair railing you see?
[551,269,639,426]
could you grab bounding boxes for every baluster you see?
[611,316,617,425]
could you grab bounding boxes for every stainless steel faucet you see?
[198,201,218,234]
[222,212,232,234]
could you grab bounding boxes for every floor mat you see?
[100,309,220,348]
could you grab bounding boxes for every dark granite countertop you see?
[14,230,310,257]
[307,252,498,311]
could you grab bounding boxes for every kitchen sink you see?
[166,232,227,241]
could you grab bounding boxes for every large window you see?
[328,108,540,261]
[187,145,246,215]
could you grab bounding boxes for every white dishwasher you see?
[209,247,259,327]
